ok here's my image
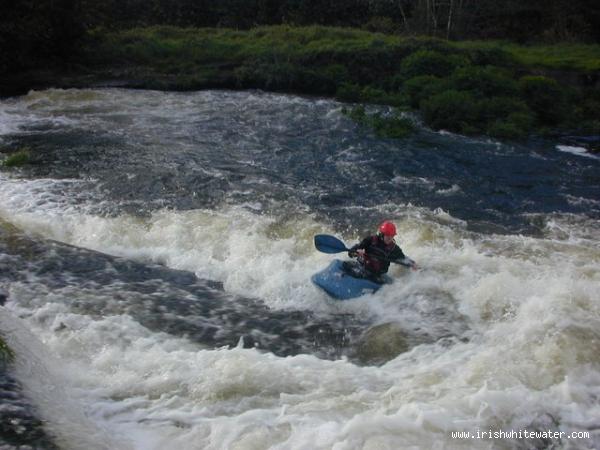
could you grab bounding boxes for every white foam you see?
[556,145,599,160]
[4,270,599,449]
[0,103,28,138]
[0,306,137,450]
[3,190,599,448]
[436,184,462,195]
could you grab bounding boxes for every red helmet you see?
[378,221,397,237]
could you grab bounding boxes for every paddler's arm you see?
[391,247,419,271]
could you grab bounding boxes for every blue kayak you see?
[311,259,392,300]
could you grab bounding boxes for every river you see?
[0,88,599,449]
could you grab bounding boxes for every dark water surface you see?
[6,90,599,233]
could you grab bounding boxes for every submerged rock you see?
[0,335,58,449]
[354,322,411,365]
[0,374,60,449]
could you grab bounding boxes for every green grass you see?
[86,25,450,69]
[453,40,600,72]
[3,148,31,167]
[87,25,600,74]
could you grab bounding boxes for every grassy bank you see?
[454,41,600,73]
[81,26,600,139]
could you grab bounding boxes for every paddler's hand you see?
[411,262,419,271]
[348,249,364,258]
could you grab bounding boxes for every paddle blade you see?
[314,234,349,254]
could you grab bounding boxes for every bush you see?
[401,75,448,108]
[336,82,363,102]
[477,96,530,123]
[449,65,518,97]
[518,75,568,126]
[343,105,368,124]
[576,88,600,121]
[486,121,522,139]
[322,64,350,85]
[464,46,516,67]
[421,90,536,137]
[487,110,535,139]
[371,113,415,138]
[399,49,469,79]
[360,85,389,104]
[507,111,536,130]
[343,106,414,138]
[421,90,480,133]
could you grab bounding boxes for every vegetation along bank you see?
[1,27,599,140]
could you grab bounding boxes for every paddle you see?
[314,234,349,254]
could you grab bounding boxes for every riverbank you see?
[2,26,600,140]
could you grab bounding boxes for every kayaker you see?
[344,221,418,282]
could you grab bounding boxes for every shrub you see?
[360,85,389,104]
[343,105,368,123]
[464,45,516,67]
[487,121,524,139]
[421,91,536,137]
[420,90,537,138]
[401,75,448,108]
[507,111,536,130]
[477,96,530,123]
[449,65,518,97]
[322,64,350,85]
[518,75,568,126]
[487,110,535,139]
[421,90,479,133]
[336,82,363,102]
[399,49,469,79]
[577,88,600,121]
[371,113,415,138]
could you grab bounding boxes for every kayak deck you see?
[311,259,391,300]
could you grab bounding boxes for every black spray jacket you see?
[348,235,415,275]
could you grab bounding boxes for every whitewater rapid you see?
[0,89,598,449]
